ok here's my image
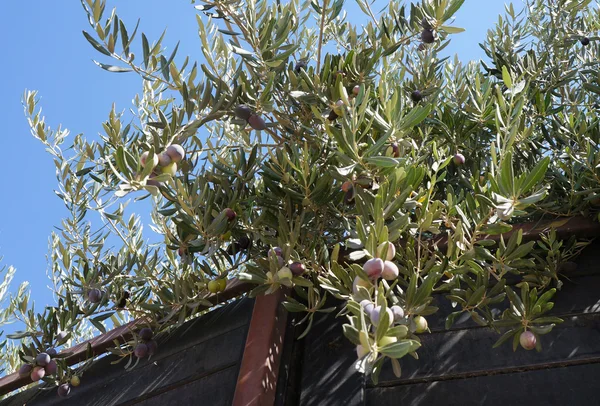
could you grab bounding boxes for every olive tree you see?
[3,0,600,395]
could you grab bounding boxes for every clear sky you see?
[0,1,519,312]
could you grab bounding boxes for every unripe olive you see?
[165,144,185,163]
[18,364,32,377]
[371,306,394,326]
[333,99,345,115]
[453,153,465,166]
[158,152,172,167]
[31,366,45,382]
[134,343,149,358]
[277,267,293,280]
[294,61,307,73]
[234,104,253,121]
[160,162,178,176]
[377,242,396,261]
[139,328,153,341]
[352,276,371,294]
[414,316,428,333]
[356,344,369,358]
[410,90,423,102]
[36,353,51,367]
[44,360,58,375]
[70,376,81,387]
[290,262,306,276]
[207,280,220,294]
[248,114,267,131]
[520,331,537,350]
[363,258,384,279]
[140,151,159,168]
[217,278,227,291]
[378,335,398,347]
[421,29,436,44]
[223,208,236,222]
[57,383,71,398]
[382,261,399,280]
[581,37,590,46]
[391,305,405,322]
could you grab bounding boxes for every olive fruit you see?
[377,242,396,261]
[581,37,590,46]
[359,299,375,317]
[234,104,253,121]
[294,61,307,73]
[140,151,159,168]
[327,110,339,121]
[277,267,293,280]
[421,17,433,30]
[45,360,58,375]
[371,306,394,326]
[158,152,172,167]
[70,376,81,387]
[31,366,45,382]
[333,99,345,115]
[160,162,178,176]
[47,348,57,357]
[382,261,399,280]
[363,258,384,279]
[146,340,158,356]
[453,153,465,166]
[57,383,71,398]
[36,353,51,367]
[352,85,360,96]
[378,335,398,347]
[352,276,371,294]
[391,305,405,322]
[217,278,227,291]
[134,343,149,358]
[341,181,353,193]
[238,235,251,249]
[520,331,537,350]
[18,364,32,377]
[411,90,423,102]
[87,288,102,304]
[223,208,236,222]
[421,29,436,44]
[414,316,428,333]
[248,114,267,131]
[139,328,153,341]
[390,142,400,158]
[290,262,306,276]
[165,144,185,163]
[56,331,68,341]
[207,280,220,294]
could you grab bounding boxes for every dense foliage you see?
[2,0,600,396]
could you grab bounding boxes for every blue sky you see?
[0,1,518,313]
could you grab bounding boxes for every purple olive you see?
[411,90,423,102]
[390,142,400,158]
[359,300,375,317]
[234,104,253,121]
[87,288,102,304]
[453,153,465,166]
[391,305,405,322]
[140,151,159,168]
[520,331,537,350]
[248,114,267,131]
[290,262,306,276]
[166,144,185,163]
[30,366,45,382]
[377,242,396,261]
[352,85,360,96]
[44,360,58,375]
[223,208,236,222]
[352,276,371,294]
[382,261,399,280]
[363,258,384,279]
[18,364,32,377]
[294,61,307,73]
[36,353,51,367]
[139,328,153,341]
[371,306,394,326]
[57,383,71,398]
[134,343,149,358]
[421,29,436,44]
[581,37,590,46]
[146,340,158,356]
[158,152,172,167]
[56,331,68,341]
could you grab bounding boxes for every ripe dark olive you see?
[44,360,58,375]
[224,208,236,222]
[47,348,57,357]
[139,328,153,341]
[57,383,71,398]
[341,181,353,193]
[87,288,102,304]
[146,340,158,355]
[363,258,384,279]
[234,104,253,120]
[248,114,267,131]
[227,242,241,255]
[411,90,423,102]
[290,262,306,276]
[520,331,537,350]
[390,142,400,157]
[134,343,149,358]
[294,61,307,73]
[421,29,436,44]
[18,364,32,377]
[581,37,590,46]
[166,144,185,163]
[328,110,339,121]
[238,235,251,249]
[36,353,51,367]
[453,153,465,166]
[344,188,355,204]
[31,366,45,382]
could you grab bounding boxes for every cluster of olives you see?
[234,105,267,131]
[269,247,306,281]
[18,348,59,382]
[140,144,186,185]
[207,278,227,294]
[133,328,158,359]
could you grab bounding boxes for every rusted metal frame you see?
[233,287,290,406]
[0,278,253,397]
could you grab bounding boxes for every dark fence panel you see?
[1,298,254,406]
